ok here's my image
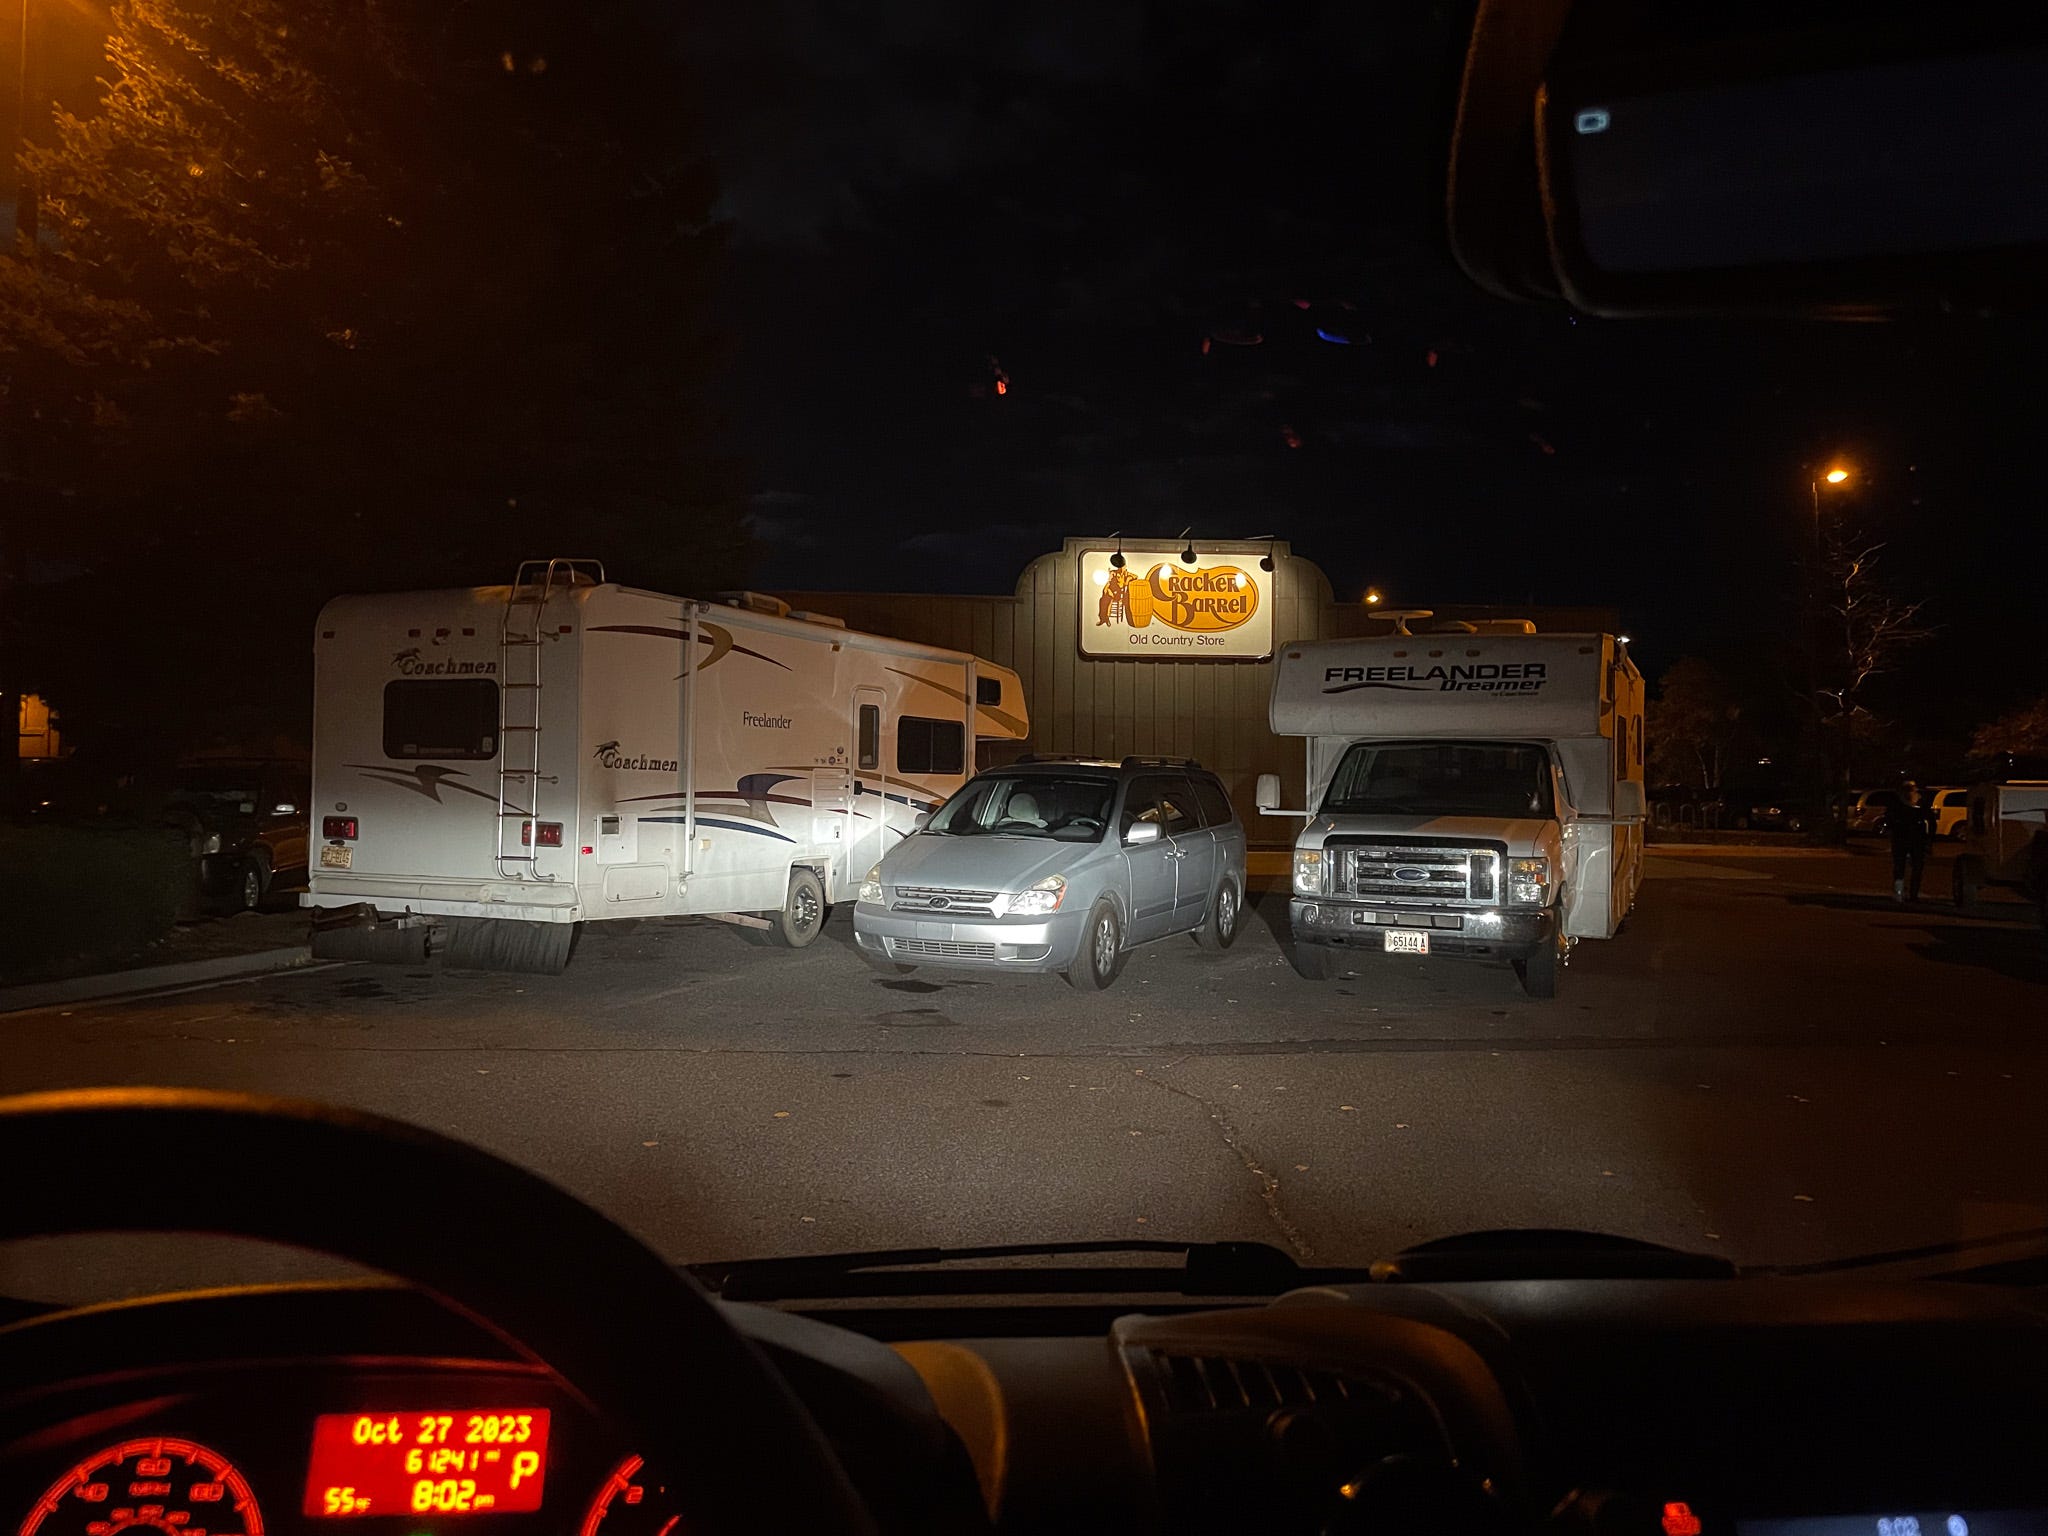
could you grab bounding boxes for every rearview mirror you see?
[1613,781,1646,821]
[1124,821,1162,846]
[1255,773,1281,812]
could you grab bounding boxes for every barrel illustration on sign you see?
[1080,550,1275,660]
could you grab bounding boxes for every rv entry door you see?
[850,687,894,880]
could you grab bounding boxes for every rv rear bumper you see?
[1290,898,1554,959]
[852,906,1079,971]
[304,883,582,923]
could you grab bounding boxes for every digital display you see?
[304,1411,551,1518]
[1739,1512,2048,1536]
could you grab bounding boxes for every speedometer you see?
[18,1438,262,1536]
[578,1457,676,1536]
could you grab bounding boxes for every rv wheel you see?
[765,868,827,948]
[1515,928,1562,1000]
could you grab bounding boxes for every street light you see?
[1364,587,1383,606]
[1809,462,1853,544]
[1824,467,1849,484]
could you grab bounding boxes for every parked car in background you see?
[1929,785,1971,839]
[1728,799,1823,833]
[1843,788,1904,835]
[854,755,1248,989]
[166,759,311,913]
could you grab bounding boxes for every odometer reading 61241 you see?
[303,1412,551,1518]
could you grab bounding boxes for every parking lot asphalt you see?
[2,843,2043,1303]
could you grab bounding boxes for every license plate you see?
[1384,928,1428,955]
[319,844,353,870]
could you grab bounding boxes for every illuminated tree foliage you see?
[1,0,740,753]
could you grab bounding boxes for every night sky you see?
[692,0,2046,735]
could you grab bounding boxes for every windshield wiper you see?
[689,1239,1353,1300]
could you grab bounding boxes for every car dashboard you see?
[5,1276,2048,1536]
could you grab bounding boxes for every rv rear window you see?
[975,676,1003,706]
[898,716,965,776]
[382,679,500,760]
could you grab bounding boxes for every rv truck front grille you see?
[1335,844,1502,906]
[892,886,999,917]
[892,937,999,959]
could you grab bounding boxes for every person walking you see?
[1888,784,1933,903]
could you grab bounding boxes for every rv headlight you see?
[1507,855,1551,906]
[1293,848,1329,896]
[1006,874,1067,916]
[857,864,884,905]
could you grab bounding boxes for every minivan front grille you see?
[1336,844,1501,905]
[892,886,998,917]
[892,937,997,959]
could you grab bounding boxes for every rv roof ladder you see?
[494,558,597,879]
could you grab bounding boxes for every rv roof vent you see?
[789,610,848,628]
[713,590,792,618]
[1469,619,1539,635]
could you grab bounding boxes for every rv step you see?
[502,724,541,732]
[503,681,541,689]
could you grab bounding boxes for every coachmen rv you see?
[1257,620,1644,998]
[306,560,1028,972]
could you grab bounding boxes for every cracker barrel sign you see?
[1078,549,1275,660]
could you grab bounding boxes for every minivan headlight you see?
[1507,856,1550,905]
[1293,849,1329,896]
[1006,874,1066,916]
[857,864,884,904]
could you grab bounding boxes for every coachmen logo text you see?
[1097,563,1258,647]
[1323,662,1548,695]
[391,647,497,677]
[593,741,679,772]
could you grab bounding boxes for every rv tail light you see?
[322,816,358,840]
[522,821,564,848]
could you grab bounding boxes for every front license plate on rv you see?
[1384,928,1428,955]
[319,844,353,870]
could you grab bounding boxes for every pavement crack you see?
[1135,1067,1317,1264]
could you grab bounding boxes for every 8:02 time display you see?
[303,1411,552,1518]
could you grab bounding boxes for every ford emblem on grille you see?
[928,895,951,908]
[1393,868,1429,882]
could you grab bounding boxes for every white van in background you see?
[1259,620,1645,998]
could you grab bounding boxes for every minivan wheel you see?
[1063,901,1125,991]
[1193,879,1239,950]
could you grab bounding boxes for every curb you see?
[0,946,321,1016]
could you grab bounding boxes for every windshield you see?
[5,1,2046,1309]
[926,774,1116,840]
[1322,742,1553,820]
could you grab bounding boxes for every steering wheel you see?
[0,1089,877,1536]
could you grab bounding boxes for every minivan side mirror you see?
[1255,773,1281,812]
[1124,821,1162,846]
[912,811,930,830]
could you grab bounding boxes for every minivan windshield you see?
[1322,742,1554,820]
[926,774,1117,840]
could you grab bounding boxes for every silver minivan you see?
[852,756,1249,989]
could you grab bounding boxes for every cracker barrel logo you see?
[1096,563,1259,632]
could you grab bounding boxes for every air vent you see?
[1152,1351,1403,1416]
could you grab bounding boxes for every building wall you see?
[780,542,1615,844]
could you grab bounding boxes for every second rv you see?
[1258,623,1644,998]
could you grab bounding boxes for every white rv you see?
[305,561,1027,972]
[1257,623,1645,998]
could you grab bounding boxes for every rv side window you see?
[382,680,499,760]
[976,676,1003,706]
[857,705,880,771]
[898,716,965,776]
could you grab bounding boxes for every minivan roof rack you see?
[1014,753,1111,765]
[1121,755,1202,769]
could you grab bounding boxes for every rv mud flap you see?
[309,904,431,966]
[441,916,576,976]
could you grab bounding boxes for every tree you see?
[1972,696,2048,763]
[1647,657,1743,789]
[1809,527,1932,791]
[2,0,743,767]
